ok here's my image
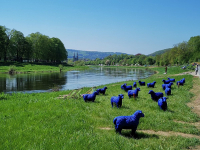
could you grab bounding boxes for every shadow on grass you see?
[166,109,175,113]
[121,105,130,109]
[0,97,7,100]
[121,131,159,139]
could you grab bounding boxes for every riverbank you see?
[0,66,199,149]
[0,62,90,74]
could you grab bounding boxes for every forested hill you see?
[67,49,127,60]
[147,48,171,56]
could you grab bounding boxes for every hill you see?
[147,48,171,56]
[67,49,127,60]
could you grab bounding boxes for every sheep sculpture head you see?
[148,90,154,94]
[121,83,127,90]
[158,97,168,111]
[133,110,145,118]
[118,94,124,99]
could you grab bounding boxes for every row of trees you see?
[68,54,156,66]
[156,36,200,66]
[70,35,200,67]
[0,25,67,63]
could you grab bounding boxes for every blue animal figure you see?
[165,87,171,96]
[121,84,132,92]
[158,97,168,111]
[147,81,156,88]
[176,80,184,87]
[181,78,185,83]
[96,86,107,95]
[83,91,99,102]
[113,110,144,135]
[168,77,175,82]
[138,80,145,86]
[162,82,173,90]
[162,79,171,84]
[111,94,124,108]
[133,82,137,88]
[121,83,127,90]
[148,90,163,101]
[128,88,140,99]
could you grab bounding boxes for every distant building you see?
[73,52,79,62]
[135,53,142,56]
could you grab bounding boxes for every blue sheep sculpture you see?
[148,90,163,101]
[133,82,137,88]
[176,80,184,87]
[147,81,156,88]
[165,87,171,96]
[128,88,140,99]
[168,77,175,82]
[111,94,124,108]
[181,78,185,83]
[162,82,173,90]
[158,97,168,111]
[121,84,132,92]
[138,80,145,86]
[121,83,127,90]
[83,91,99,102]
[162,79,171,84]
[96,86,107,95]
[113,110,144,135]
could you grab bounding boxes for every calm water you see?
[0,67,155,93]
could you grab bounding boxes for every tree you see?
[27,32,42,61]
[49,37,67,62]
[188,36,200,62]
[9,29,25,62]
[0,26,11,62]
[105,59,110,65]
[0,26,6,59]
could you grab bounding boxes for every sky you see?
[1,0,200,55]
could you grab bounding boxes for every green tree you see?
[0,26,11,62]
[9,29,25,62]
[0,26,6,60]
[188,36,200,62]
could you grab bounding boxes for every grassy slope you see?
[0,66,200,149]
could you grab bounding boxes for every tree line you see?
[0,25,67,63]
[155,36,200,66]
[68,53,156,66]
[69,35,200,67]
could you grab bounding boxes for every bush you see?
[8,65,16,74]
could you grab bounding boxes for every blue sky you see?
[1,0,200,55]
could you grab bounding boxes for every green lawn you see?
[0,62,89,73]
[0,66,199,149]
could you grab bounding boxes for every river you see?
[0,67,155,93]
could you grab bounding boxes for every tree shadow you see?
[0,97,7,101]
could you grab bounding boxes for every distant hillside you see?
[148,48,171,56]
[67,49,127,60]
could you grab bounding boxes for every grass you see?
[0,66,200,149]
[0,62,89,73]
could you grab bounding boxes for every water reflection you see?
[0,67,155,93]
